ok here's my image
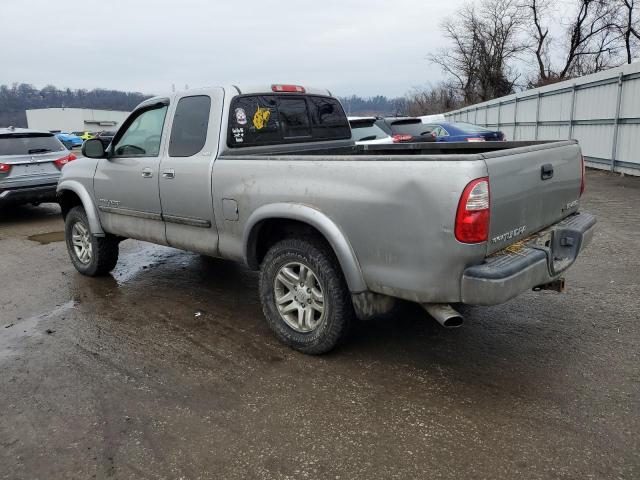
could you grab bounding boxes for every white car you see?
[348,117,394,145]
[419,113,446,124]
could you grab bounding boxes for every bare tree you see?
[614,0,640,64]
[522,0,622,85]
[429,0,527,104]
[404,83,462,116]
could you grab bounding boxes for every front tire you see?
[65,206,119,276]
[259,237,354,355]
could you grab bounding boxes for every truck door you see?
[93,101,169,245]
[159,89,223,255]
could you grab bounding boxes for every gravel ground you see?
[0,170,638,479]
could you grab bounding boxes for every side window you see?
[309,97,350,139]
[113,105,168,157]
[169,95,211,157]
[439,126,449,136]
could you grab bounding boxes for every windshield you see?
[452,123,491,133]
[0,133,65,156]
[389,121,432,137]
[350,122,390,141]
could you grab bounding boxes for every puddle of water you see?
[27,231,65,244]
[0,301,75,361]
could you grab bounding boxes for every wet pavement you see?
[0,170,638,479]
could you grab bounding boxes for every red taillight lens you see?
[392,134,413,143]
[580,155,585,196]
[455,177,490,243]
[0,162,10,173]
[465,137,486,142]
[54,153,77,169]
[271,84,305,93]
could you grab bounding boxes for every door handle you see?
[162,169,175,179]
[541,163,554,180]
[141,168,153,178]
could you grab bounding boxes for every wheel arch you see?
[57,180,105,236]
[244,203,367,293]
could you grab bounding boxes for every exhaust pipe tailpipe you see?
[422,303,464,328]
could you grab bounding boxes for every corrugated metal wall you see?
[444,62,640,175]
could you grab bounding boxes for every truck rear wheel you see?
[259,237,354,354]
[65,206,119,276]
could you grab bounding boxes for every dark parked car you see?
[94,131,116,148]
[422,122,506,142]
[375,117,436,143]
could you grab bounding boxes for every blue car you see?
[423,122,506,142]
[55,132,83,149]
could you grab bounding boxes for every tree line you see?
[414,0,640,115]
[0,83,151,128]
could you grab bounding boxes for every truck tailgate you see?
[483,141,583,255]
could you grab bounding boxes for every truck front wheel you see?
[259,237,354,354]
[65,206,119,276]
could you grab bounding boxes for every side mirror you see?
[82,138,106,159]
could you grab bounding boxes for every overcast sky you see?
[0,0,468,98]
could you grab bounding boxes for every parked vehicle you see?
[375,116,436,143]
[348,117,393,145]
[72,131,95,141]
[55,132,83,149]
[0,127,77,206]
[93,131,116,148]
[57,84,594,355]
[419,113,446,123]
[423,122,506,142]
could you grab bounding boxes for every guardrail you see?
[444,62,640,175]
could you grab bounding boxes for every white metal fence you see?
[444,62,640,175]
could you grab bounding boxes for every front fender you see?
[243,203,367,293]
[57,179,104,236]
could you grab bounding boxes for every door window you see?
[169,95,211,157]
[113,105,168,157]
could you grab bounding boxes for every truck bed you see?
[220,140,567,159]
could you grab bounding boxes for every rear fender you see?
[243,203,367,293]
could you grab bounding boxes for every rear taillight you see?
[271,84,305,93]
[580,155,585,196]
[392,134,413,143]
[54,153,77,169]
[465,137,486,142]
[455,177,490,243]
[0,162,10,173]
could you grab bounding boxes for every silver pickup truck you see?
[57,84,595,354]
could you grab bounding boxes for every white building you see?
[26,108,130,133]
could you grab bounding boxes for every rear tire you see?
[65,206,119,276]
[259,237,354,355]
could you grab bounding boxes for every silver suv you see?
[0,127,77,207]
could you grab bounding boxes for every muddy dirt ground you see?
[0,170,638,479]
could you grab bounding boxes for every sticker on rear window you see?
[232,127,244,143]
[253,107,271,130]
[235,108,247,125]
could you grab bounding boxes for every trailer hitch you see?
[533,278,566,293]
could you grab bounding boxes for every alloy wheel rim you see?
[71,221,92,264]
[273,261,325,333]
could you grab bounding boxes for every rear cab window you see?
[227,94,350,147]
[0,133,65,156]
